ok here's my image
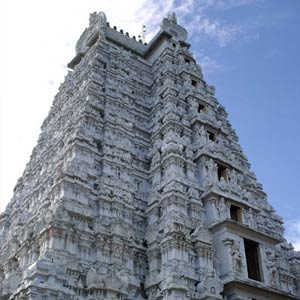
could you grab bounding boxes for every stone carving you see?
[86,268,105,288]
[116,270,130,291]
[199,124,208,144]
[187,186,199,199]
[196,271,223,299]
[216,197,227,220]
[160,12,188,42]
[191,225,212,243]
[167,12,177,24]
[265,251,278,286]
[90,11,107,28]
[86,269,131,293]
[231,240,244,274]
[243,207,257,229]
[204,158,218,186]
[0,11,298,300]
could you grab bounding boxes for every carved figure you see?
[205,158,218,186]
[86,268,105,288]
[98,12,107,28]
[196,271,223,299]
[116,270,130,291]
[216,197,227,220]
[167,12,177,24]
[199,125,208,144]
[266,251,278,286]
[231,240,243,274]
[243,208,256,229]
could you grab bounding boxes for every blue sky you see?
[181,0,300,247]
[0,0,299,248]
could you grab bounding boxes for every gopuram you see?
[0,12,299,300]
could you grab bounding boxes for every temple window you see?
[207,130,216,142]
[230,205,242,222]
[198,103,206,113]
[244,239,262,281]
[185,58,191,64]
[135,179,141,192]
[217,164,228,181]
[191,79,198,87]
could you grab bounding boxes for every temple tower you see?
[0,12,299,300]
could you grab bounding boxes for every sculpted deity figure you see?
[182,73,191,93]
[196,270,223,299]
[86,268,105,288]
[266,251,278,286]
[185,146,194,159]
[205,158,218,186]
[231,240,243,274]
[257,211,266,229]
[218,175,227,191]
[227,169,242,193]
[243,208,256,229]
[31,243,40,262]
[171,259,180,273]
[116,270,130,291]
[229,169,238,185]
[187,186,199,200]
[216,197,227,220]
[199,125,208,144]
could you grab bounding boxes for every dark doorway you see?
[244,239,262,281]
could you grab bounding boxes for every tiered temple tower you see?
[0,12,299,300]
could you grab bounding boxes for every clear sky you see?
[0,0,299,249]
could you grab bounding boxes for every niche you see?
[230,205,242,223]
[207,130,216,142]
[185,58,191,64]
[198,103,206,113]
[217,164,228,181]
[116,166,121,179]
[191,79,198,87]
[244,239,262,282]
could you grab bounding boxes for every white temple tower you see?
[0,12,299,300]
